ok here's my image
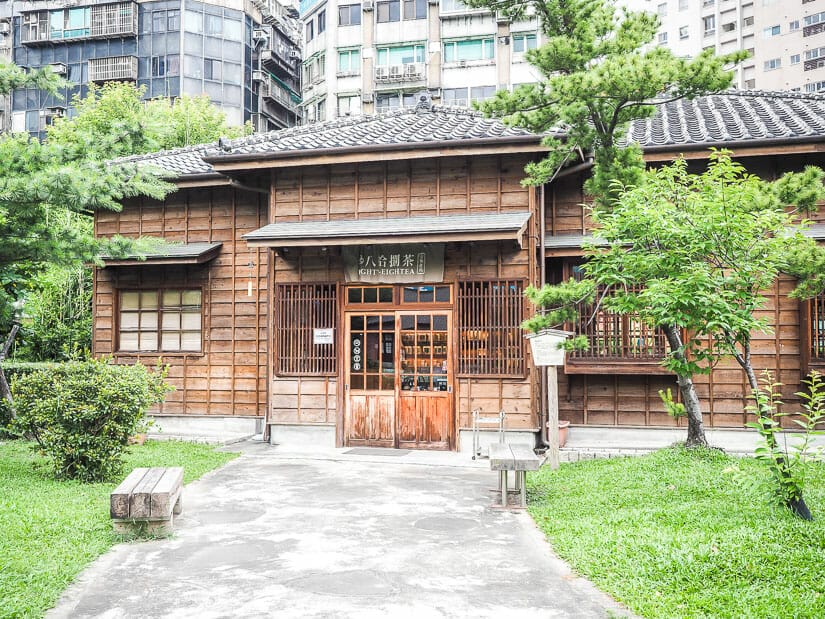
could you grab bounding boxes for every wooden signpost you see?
[526,329,572,470]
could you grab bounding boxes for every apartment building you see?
[298,0,542,120]
[0,1,11,131]
[0,0,302,136]
[627,0,825,92]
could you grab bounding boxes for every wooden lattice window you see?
[568,285,667,361]
[809,293,825,361]
[457,280,525,376]
[277,283,337,375]
[118,289,202,352]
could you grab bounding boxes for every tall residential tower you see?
[626,0,825,92]
[298,0,542,121]
[0,0,303,136]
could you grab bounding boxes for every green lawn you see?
[0,440,239,619]
[528,446,825,619]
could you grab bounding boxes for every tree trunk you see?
[662,324,708,448]
[0,324,19,416]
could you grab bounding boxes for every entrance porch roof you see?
[243,212,532,248]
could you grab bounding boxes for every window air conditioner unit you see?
[362,92,374,103]
[389,64,403,79]
[0,22,10,34]
[253,70,265,82]
[375,66,389,80]
[49,62,67,75]
[289,50,301,59]
[40,106,66,117]
[253,28,267,42]
[404,62,423,78]
[363,0,374,11]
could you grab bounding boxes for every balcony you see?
[374,63,426,85]
[261,73,301,113]
[260,48,301,78]
[21,2,138,45]
[88,55,138,82]
[249,0,301,45]
[564,285,670,375]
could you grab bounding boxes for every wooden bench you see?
[110,467,184,534]
[488,443,544,508]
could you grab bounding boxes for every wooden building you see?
[93,91,825,449]
[96,101,548,449]
[545,92,825,432]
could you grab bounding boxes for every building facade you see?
[92,91,825,449]
[625,0,825,93]
[0,1,11,132]
[97,105,545,447]
[297,0,542,121]
[1,0,302,136]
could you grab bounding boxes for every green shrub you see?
[0,397,13,438]
[10,359,171,482]
[1,361,57,382]
[1,364,55,438]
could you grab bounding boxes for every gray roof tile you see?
[629,90,825,149]
[208,103,535,158]
[117,91,825,178]
[115,143,218,177]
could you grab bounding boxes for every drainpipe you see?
[535,155,594,449]
[538,183,549,449]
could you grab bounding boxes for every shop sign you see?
[343,244,444,283]
[313,328,334,345]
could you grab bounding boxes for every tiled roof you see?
[210,103,537,160]
[115,143,218,177]
[116,91,825,179]
[628,90,825,150]
[244,212,532,246]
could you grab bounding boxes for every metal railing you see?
[88,55,138,82]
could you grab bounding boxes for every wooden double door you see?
[344,311,454,450]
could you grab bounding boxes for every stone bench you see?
[488,443,543,508]
[110,467,184,534]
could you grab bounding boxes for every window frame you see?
[375,44,425,66]
[337,48,361,74]
[338,93,361,116]
[117,288,204,354]
[443,37,495,63]
[376,0,401,23]
[402,0,426,20]
[276,283,338,376]
[338,4,362,26]
[457,279,526,378]
[512,32,537,53]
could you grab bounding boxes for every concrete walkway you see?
[49,443,634,619]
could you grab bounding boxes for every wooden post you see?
[546,365,560,470]
[0,324,20,415]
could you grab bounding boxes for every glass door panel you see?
[349,314,395,391]
[399,313,449,392]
